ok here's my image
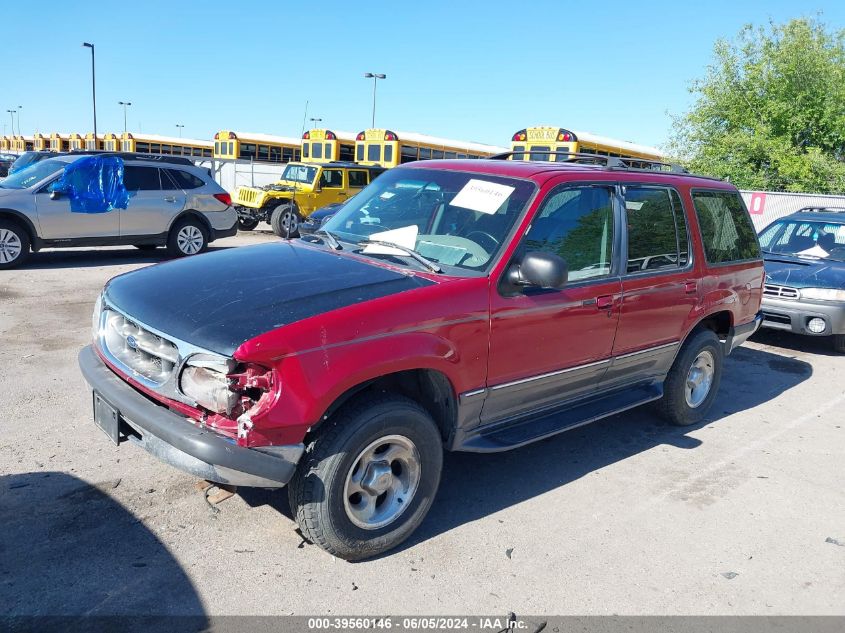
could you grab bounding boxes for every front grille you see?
[102,309,179,385]
[237,187,258,205]
[763,284,799,299]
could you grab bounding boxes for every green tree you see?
[669,18,845,193]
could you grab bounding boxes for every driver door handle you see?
[164,196,177,203]
[596,295,614,310]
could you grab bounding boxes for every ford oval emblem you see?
[126,335,138,350]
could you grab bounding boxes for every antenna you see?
[300,100,309,138]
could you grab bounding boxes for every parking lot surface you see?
[1,230,844,616]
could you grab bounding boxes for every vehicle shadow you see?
[382,344,812,558]
[18,245,233,271]
[0,472,207,629]
[750,328,840,357]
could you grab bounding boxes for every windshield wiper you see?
[358,239,442,273]
[315,228,342,250]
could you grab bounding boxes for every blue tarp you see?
[49,155,130,213]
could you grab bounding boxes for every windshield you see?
[0,159,65,189]
[759,219,845,261]
[323,167,536,272]
[280,164,318,184]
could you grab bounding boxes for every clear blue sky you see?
[3,0,843,150]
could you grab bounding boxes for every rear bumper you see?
[760,297,845,336]
[78,345,302,488]
[211,219,238,241]
[725,312,763,354]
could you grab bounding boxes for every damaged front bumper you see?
[78,345,303,488]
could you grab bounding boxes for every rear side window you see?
[624,187,689,272]
[124,166,161,191]
[166,169,205,190]
[692,191,760,264]
[348,170,368,188]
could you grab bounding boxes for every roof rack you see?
[488,150,690,174]
[798,206,845,213]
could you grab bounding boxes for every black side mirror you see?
[49,190,61,200]
[505,251,568,292]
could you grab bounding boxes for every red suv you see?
[80,157,763,559]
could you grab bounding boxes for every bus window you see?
[529,146,550,161]
[432,149,444,159]
[512,145,526,160]
[240,143,256,159]
[258,145,270,161]
[456,153,467,159]
[445,151,456,159]
[270,146,281,162]
[136,142,150,153]
[324,143,331,158]
[312,143,323,159]
[419,148,431,160]
[203,149,211,157]
[294,149,302,161]
[356,145,365,161]
[367,144,381,162]
[151,143,161,153]
[348,170,368,188]
[303,143,310,159]
[384,145,393,163]
[340,144,355,162]
[228,142,234,155]
[161,145,172,155]
[401,145,418,164]
[282,147,294,162]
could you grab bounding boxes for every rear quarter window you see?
[691,190,760,264]
[166,169,205,190]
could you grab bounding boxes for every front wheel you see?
[0,220,31,269]
[655,328,723,426]
[288,394,443,561]
[270,204,301,239]
[167,218,208,257]
[238,217,259,231]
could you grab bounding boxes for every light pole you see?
[363,73,386,128]
[118,101,132,135]
[16,105,22,136]
[6,110,16,137]
[82,43,97,139]
[175,124,184,137]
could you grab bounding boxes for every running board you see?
[458,382,663,453]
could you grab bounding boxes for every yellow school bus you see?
[49,133,71,152]
[301,129,356,163]
[85,133,103,150]
[0,136,11,152]
[354,128,507,168]
[68,133,86,150]
[510,126,663,164]
[213,130,301,163]
[102,133,120,151]
[33,133,51,151]
[121,132,212,157]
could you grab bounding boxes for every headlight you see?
[179,355,238,414]
[799,287,845,302]
[91,293,103,341]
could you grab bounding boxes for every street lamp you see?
[309,117,322,126]
[16,105,22,136]
[6,110,16,137]
[82,43,97,139]
[118,101,132,135]
[175,124,184,137]
[363,72,386,128]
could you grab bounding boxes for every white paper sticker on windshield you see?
[451,179,515,214]
[363,225,419,256]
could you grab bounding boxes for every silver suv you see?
[0,154,237,269]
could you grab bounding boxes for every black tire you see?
[166,217,208,258]
[238,218,259,231]
[655,328,723,426]
[834,334,845,354]
[270,204,301,238]
[0,219,31,270]
[288,394,443,561]
[134,244,159,251]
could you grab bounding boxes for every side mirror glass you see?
[506,251,568,291]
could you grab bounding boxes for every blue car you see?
[758,206,845,353]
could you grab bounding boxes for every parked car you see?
[0,153,236,268]
[758,206,845,352]
[234,162,384,237]
[79,157,763,560]
[297,200,349,236]
[0,153,17,177]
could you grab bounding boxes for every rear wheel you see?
[288,394,443,561]
[0,220,30,269]
[167,218,208,257]
[834,334,845,354]
[270,204,301,239]
[238,217,259,231]
[655,328,723,426]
